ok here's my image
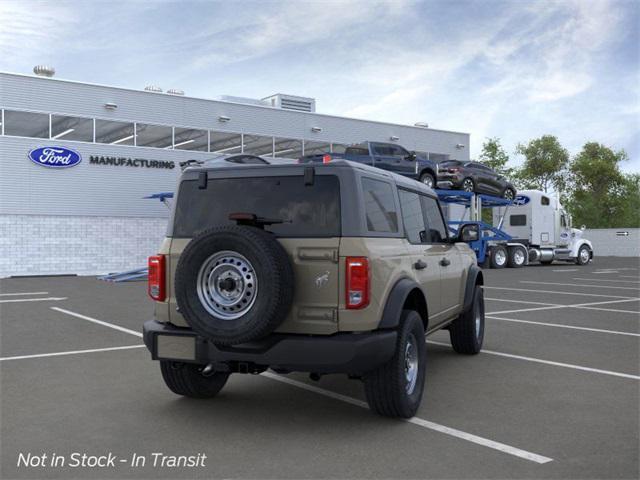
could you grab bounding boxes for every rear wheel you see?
[461,178,475,192]
[507,246,526,268]
[363,310,426,418]
[489,245,507,269]
[160,361,230,398]
[503,188,516,201]
[419,172,435,189]
[449,286,484,354]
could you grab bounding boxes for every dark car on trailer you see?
[437,160,516,200]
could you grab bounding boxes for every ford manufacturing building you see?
[0,69,470,278]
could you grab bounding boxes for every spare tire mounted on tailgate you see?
[174,225,294,345]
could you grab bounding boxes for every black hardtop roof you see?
[182,159,436,195]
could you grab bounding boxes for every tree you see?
[565,143,638,228]
[479,137,512,176]
[515,135,569,193]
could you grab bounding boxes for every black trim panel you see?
[463,265,483,312]
[144,320,397,375]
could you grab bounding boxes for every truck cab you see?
[494,190,593,265]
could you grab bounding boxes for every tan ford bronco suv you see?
[143,160,484,418]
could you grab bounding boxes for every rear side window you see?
[399,190,427,244]
[421,196,448,243]
[361,178,398,233]
[510,214,527,226]
[345,147,369,156]
[173,175,340,237]
[541,196,550,205]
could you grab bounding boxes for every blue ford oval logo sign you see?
[513,195,530,206]
[28,146,82,168]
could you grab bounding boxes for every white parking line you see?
[552,269,579,272]
[0,297,67,304]
[487,316,640,337]
[262,372,553,464]
[486,297,556,306]
[487,298,640,316]
[484,286,637,300]
[0,291,49,296]
[621,275,640,279]
[0,345,145,362]
[427,341,640,380]
[573,278,640,284]
[51,307,143,338]
[520,281,640,291]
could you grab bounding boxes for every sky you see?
[1,0,638,172]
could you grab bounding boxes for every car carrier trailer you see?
[437,189,594,268]
[436,190,528,268]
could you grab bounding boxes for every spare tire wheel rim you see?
[196,251,258,320]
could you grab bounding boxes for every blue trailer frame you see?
[435,190,513,264]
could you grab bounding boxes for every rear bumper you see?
[143,320,397,375]
[437,174,464,188]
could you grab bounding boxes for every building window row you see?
[0,109,347,158]
[0,108,452,162]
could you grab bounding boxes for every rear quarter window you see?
[361,177,398,233]
[173,175,340,238]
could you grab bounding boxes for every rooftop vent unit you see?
[167,89,184,96]
[144,85,163,93]
[262,94,316,113]
[33,65,55,77]
[217,95,270,107]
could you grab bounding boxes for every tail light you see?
[345,257,369,309]
[322,154,332,164]
[148,255,166,301]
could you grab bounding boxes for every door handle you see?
[413,260,427,270]
[440,258,451,267]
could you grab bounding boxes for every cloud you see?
[0,1,77,64]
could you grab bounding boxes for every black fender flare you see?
[463,265,483,312]
[378,278,428,330]
[419,167,437,180]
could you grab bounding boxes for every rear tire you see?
[503,188,516,201]
[160,361,230,398]
[489,245,507,269]
[461,178,475,192]
[507,246,526,268]
[449,286,484,354]
[419,172,435,189]
[363,310,426,418]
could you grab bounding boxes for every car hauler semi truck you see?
[493,190,593,266]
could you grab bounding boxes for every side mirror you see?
[406,151,417,161]
[459,224,479,242]
[581,224,586,231]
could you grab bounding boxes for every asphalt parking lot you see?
[1,256,638,479]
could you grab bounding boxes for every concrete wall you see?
[584,228,640,257]
[0,215,167,277]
